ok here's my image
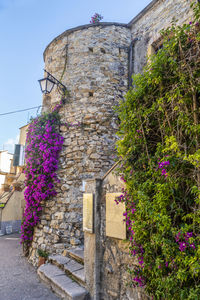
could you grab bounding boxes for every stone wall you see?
[101,173,145,300]
[84,171,148,300]
[29,23,131,266]
[102,172,149,300]
[27,0,195,273]
[130,0,193,73]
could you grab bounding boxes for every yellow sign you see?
[83,193,93,233]
[106,193,126,239]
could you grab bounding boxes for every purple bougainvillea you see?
[21,100,83,251]
[21,106,64,249]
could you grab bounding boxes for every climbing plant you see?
[21,103,64,252]
[21,97,82,253]
[116,2,200,299]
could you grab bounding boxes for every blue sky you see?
[0,0,152,153]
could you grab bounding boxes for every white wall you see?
[0,151,13,173]
[0,151,13,188]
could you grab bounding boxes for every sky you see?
[0,0,152,153]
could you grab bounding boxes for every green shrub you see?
[116,3,200,299]
[37,248,49,258]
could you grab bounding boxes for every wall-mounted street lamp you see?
[38,69,67,94]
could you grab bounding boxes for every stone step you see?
[64,247,84,265]
[38,263,89,300]
[49,255,85,287]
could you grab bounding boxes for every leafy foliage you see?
[116,3,200,299]
[21,102,64,252]
[37,248,49,258]
[21,99,81,253]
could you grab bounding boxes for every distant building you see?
[0,124,28,235]
[13,124,28,169]
[0,150,13,189]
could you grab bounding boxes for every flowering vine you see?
[158,159,170,178]
[21,106,64,251]
[116,3,200,299]
[21,98,83,252]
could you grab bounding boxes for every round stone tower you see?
[29,22,131,265]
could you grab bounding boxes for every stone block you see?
[54,212,65,220]
[70,238,81,246]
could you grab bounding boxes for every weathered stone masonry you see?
[84,172,149,300]
[130,0,193,74]
[29,23,131,265]
[29,0,194,279]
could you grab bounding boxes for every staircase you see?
[37,247,90,300]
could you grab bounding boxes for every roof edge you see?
[43,22,129,61]
[128,0,160,27]
[19,123,29,130]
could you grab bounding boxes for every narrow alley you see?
[0,234,60,300]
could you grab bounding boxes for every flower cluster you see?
[175,231,196,251]
[132,266,146,288]
[90,13,103,24]
[21,108,64,248]
[116,3,200,297]
[115,188,146,287]
[136,129,142,139]
[115,187,133,205]
[158,160,170,177]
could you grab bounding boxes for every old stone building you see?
[28,0,194,299]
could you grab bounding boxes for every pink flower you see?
[190,243,195,249]
[179,242,187,251]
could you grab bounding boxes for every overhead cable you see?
[0,106,42,117]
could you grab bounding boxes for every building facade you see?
[28,0,194,299]
[0,125,28,235]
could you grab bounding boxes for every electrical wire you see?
[0,106,42,117]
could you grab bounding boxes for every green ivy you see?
[116,3,200,299]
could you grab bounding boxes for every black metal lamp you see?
[38,70,67,94]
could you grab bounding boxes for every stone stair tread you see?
[64,259,84,273]
[72,268,85,283]
[38,263,88,300]
[49,254,71,266]
[65,247,84,264]
[49,254,86,285]
[64,260,86,284]
[39,263,65,277]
